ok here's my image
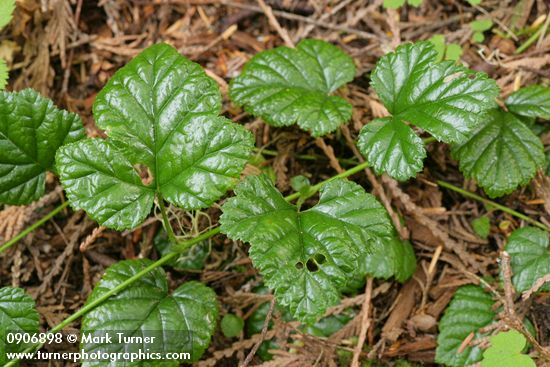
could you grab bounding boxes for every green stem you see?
[515,24,548,54]
[157,194,178,245]
[255,148,358,166]
[436,180,550,232]
[6,160,374,366]
[0,201,70,254]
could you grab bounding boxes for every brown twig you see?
[242,297,276,367]
[351,277,373,367]
[256,0,294,48]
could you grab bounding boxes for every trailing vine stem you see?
[5,160,372,366]
[436,180,550,232]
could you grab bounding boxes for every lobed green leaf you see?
[229,39,355,137]
[220,175,393,323]
[81,259,218,366]
[359,41,498,181]
[435,285,496,367]
[452,109,545,198]
[0,287,40,365]
[0,89,84,205]
[505,85,550,120]
[481,330,536,367]
[360,236,416,282]
[57,43,254,229]
[505,227,550,293]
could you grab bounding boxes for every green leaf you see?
[505,85,550,120]
[481,330,536,367]
[80,259,218,365]
[452,109,545,198]
[505,227,550,293]
[472,216,490,239]
[0,89,85,205]
[229,39,355,137]
[435,285,496,367]
[0,287,40,365]
[221,314,244,338]
[470,19,493,32]
[57,139,154,230]
[360,236,416,282]
[359,41,498,180]
[153,231,210,271]
[446,44,463,61]
[383,0,406,8]
[472,32,485,43]
[467,0,482,5]
[0,0,15,30]
[220,175,393,323]
[357,117,426,181]
[407,0,423,6]
[0,59,8,90]
[429,35,446,62]
[57,43,254,230]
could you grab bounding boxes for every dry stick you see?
[522,273,550,300]
[351,277,373,367]
[315,138,345,174]
[242,297,276,367]
[256,0,295,48]
[296,0,355,40]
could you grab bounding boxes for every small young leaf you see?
[0,287,40,365]
[429,35,446,61]
[221,314,244,338]
[472,216,490,239]
[467,0,482,5]
[0,59,8,90]
[361,236,416,282]
[470,19,493,32]
[505,85,550,120]
[81,259,218,364]
[452,109,545,198]
[481,330,536,367]
[57,43,253,229]
[383,0,405,8]
[0,89,85,205]
[220,175,393,323]
[505,227,550,293]
[445,43,463,61]
[357,117,426,181]
[435,285,496,367]
[229,39,356,137]
[0,0,15,30]
[407,0,423,6]
[359,41,498,180]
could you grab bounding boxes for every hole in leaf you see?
[306,258,319,272]
[134,164,153,186]
[295,262,304,270]
[313,253,326,264]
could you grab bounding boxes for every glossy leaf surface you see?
[505,85,550,120]
[358,41,498,180]
[357,117,426,181]
[436,285,495,367]
[452,109,545,198]
[57,43,253,229]
[505,227,550,293]
[81,259,218,366]
[0,287,40,365]
[0,89,84,204]
[229,39,355,137]
[220,175,393,323]
[360,236,416,282]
